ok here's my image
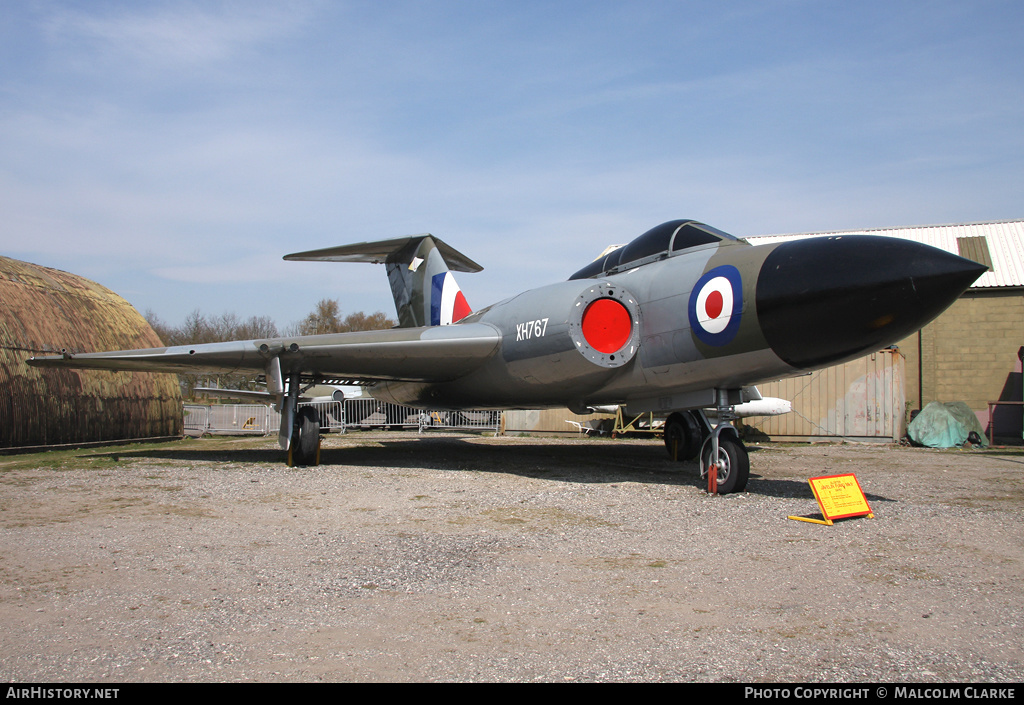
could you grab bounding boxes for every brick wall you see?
[898,288,1024,440]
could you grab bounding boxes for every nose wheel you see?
[685,389,750,494]
[699,435,749,494]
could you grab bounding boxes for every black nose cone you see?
[756,236,987,369]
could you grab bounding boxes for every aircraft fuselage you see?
[373,233,983,415]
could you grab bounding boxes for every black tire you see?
[699,435,749,494]
[292,406,321,467]
[664,412,702,461]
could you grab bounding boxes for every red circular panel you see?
[581,298,632,354]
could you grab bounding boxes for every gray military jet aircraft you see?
[29,220,985,492]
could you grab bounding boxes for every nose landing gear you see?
[699,433,749,494]
[663,390,750,494]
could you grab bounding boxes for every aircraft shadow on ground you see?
[78,435,885,499]
[83,447,284,465]
[982,450,1024,466]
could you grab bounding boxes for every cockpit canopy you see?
[569,219,740,280]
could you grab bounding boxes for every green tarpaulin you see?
[908,401,988,448]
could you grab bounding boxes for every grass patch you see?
[0,438,211,473]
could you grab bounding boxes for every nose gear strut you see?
[698,389,749,494]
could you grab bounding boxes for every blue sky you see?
[2,0,1022,330]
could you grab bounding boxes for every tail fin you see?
[284,235,481,328]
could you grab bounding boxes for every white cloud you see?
[42,0,315,70]
[2,1,1022,327]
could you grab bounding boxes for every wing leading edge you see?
[27,322,502,384]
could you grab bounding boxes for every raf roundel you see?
[688,265,743,346]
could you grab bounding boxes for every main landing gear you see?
[664,395,749,494]
[663,411,703,461]
[289,406,321,467]
[278,371,321,467]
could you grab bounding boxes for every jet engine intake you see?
[567,282,641,368]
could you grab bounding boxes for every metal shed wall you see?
[747,349,906,442]
[503,408,611,435]
[0,256,182,448]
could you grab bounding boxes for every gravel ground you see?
[1,432,1022,683]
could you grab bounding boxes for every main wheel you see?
[699,435,749,494]
[664,412,702,461]
[292,406,321,467]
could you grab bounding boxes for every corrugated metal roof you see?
[748,219,1024,288]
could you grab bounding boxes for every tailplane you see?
[284,235,481,328]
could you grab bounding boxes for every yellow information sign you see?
[788,473,874,526]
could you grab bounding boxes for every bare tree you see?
[340,310,395,332]
[234,315,279,340]
[294,299,395,335]
[296,299,343,335]
[144,303,392,400]
[144,309,174,346]
[144,309,282,399]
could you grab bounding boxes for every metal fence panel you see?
[206,404,274,435]
[418,409,501,433]
[183,401,501,436]
[343,399,418,430]
[306,400,344,433]
[183,405,209,435]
